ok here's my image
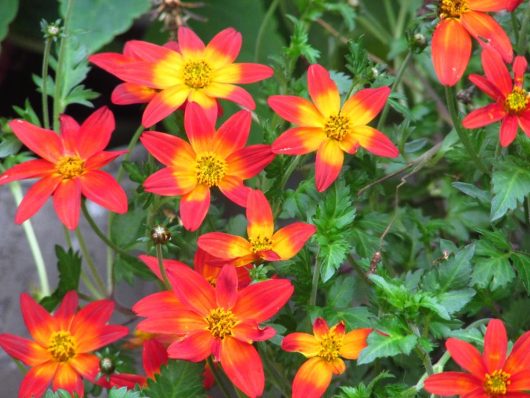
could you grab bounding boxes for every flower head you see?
[0,291,128,398]
[0,107,128,229]
[268,64,398,192]
[462,46,530,147]
[424,319,530,397]
[432,0,513,86]
[197,189,316,267]
[282,318,372,398]
[133,264,293,397]
[90,27,273,127]
[141,103,274,231]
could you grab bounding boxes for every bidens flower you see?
[268,64,398,192]
[424,319,530,397]
[0,107,128,229]
[0,291,128,398]
[282,318,372,398]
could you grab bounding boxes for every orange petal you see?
[140,130,196,167]
[184,102,216,154]
[177,26,205,58]
[0,159,54,185]
[215,63,274,84]
[54,291,78,328]
[133,291,181,317]
[198,232,253,260]
[313,318,330,338]
[180,184,211,231]
[52,363,84,397]
[307,64,341,117]
[111,83,156,105]
[246,189,274,241]
[446,338,487,378]
[214,110,252,157]
[509,370,530,391]
[431,19,472,86]
[349,125,399,158]
[292,357,333,398]
[469,0,514,11]
[342,87,391,127]
[462,103,506,129]
[143,339,168,379]
[72,299,113,327]
[341,328,372,359]
[76,325,129,353]
[15,175,60,225]
[203,83,255,110]
[481,45,512,96]
[137,310,205,335]
[513,56,527,87]
[20,293,55,346]
[215,266,238,308]
[88,52,130,76]
[281,332,320,356]
[505,331,530,374]
[19,362,58,398]
[151,52,185,88]
[500,114,518,147]
[138,254,190,282]
[232,322,275,343]
[268,95,325,127]
[52,180,81,230]
[272,127,326,155]
[167,331,214,362]
[315,140,344,192]
[423,372,481,395]
[0,334,51,366]
[226,144,275,180]
[143,167,197,196]
[205,28,242,68]
[125,40,177,61]
[8,120,63,163]
[218,176,251,207]
[79,170,127,214]
[142,86,189,128]
[272,222,316,260]
[85,150,127,170]
[69,353,99,382]
[76,106,115,159]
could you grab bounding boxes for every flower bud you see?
[151,225,172,245]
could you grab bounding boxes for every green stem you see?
[80,270,104,299]
[517,2,530,54]
[348,254,372,287]
[75,228,106,295]
[155,244,171,290]
[383,0,397,31]
[357,16,391,45]
[41,38,52,129]
[272,155,302,217]
[512,13,520,46]
[444,86,489,174]
[63,225,73,249]
[254,0,280,62]
[309,251,321,306]
[207,358,233,398]
[394,0,409,39]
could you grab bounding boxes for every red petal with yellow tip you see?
[446,338,487,378]
[8,120,63,163]
[0,159,54,185]
[141,131,195,167]
[341,328,372,359]
[500,114,519,147]
[80,170,128,214]
[292,357,333,398]
[205,28,242,68]
[268,95,325,127]
[0,334,50,366]
[220,337,264,398]
[469,74,504,100]
[481,46,512,96]
[218,176,250,207]
[20,293,55,346]
[342,86,390,127]
[180,184,211,231]
[482,319,507,372]
[232,322,276,343]
[142,86,189,128]
[215,110,251,156]
[198,232,253,260]
[315,140,344,192]
[53,180,81,230]
[112,83,156,105]
[52,363,84,397]
[469,0,514,11]
[177,26,205,57]
[206,83,256,110]
[307,64,341,117]
[272,222,316,260]
[133,291,181,318]
[227,144,275,180]
[462,103,506,129]
[432,19,472,87]
[19,362,58,398]
[272,127,326,155]
[246,189,274,241]
[143,339,168,379]
[77,106,115,159]
[15,175,60,225]
[350,125,399,158]
[313,318,330,338]
[423,372,481,395]
[216,266,238,309]
[168,331,214,362]
[184,102,216,153]
[143,167,197,196]
[216,63,274,84]
[69,353,99,382]
[281,332,320,356]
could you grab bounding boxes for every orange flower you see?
[0,291,128,398]
[0,107,128,229]
[462,46,530,147]
[141,103,274,231]
[424,319,530,397]
[198,189,316,267]
[90,26,273,127]
[133,264,294,397]
[431,0,513,86]
[268,64,398,192]
[282,318,372,398]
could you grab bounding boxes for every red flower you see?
[268,64,398,192]
[282,318,371,398]
[506,0,524,11]
[198,189,316,267]
[0,291,128,398]
[462,46,530,147]
[89,27,273,127]
[431,0,513,86]
[133,264,294,397]
[141,103,274,231]
[424,319,530,397]
[0,107,128,229]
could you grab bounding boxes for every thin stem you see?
[357,16,391,45]
[383,0,397,31]
[155,244,171,290]
[394,0,409,39]
[63,225,73,249]
[525,196,530,227]
[309,251,321,306]
[348,254,372,287]
[41,38,52,129]
[115,125,144,184]
[254,0,280,62]
[512,13,520,46]
[75,228,106,296]
[517,2,530,54]
[80,270,104,299]
[207,358,233,398]
[272,155,302,217]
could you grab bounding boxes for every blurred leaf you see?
[143,360,206,398]
[452,182,491,204]
[0,0,19,42]
[44,390,73,398]
[327,274,355,308]
[512,253,530,294]
[358,330,417,364]
[108,387,147,398]
[110,202,146,249]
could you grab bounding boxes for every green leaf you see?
[436,244,475,291]
[108,387,147,398]
[110,202,146,249]
[357,331,417,364]
[490,158,530,221]
[0,0,18,42]
[437,289,475,314]
[44,390,74,398]
[143,360,206,398]
[327,274,355,308]
[452,182,491,204]
[471,256,515,290]
[512,253,530,294]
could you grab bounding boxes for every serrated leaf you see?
[143,360,206,398]
[437,289,475,314]
[512,253,530,294]
[436,244,475,291]
[110,202,146,249]
[471,256,515,290]
[327,275,355,308]
[108,387,147,398]
[490,159,530,221]
[452,182,491,204]
[358,331,417,364]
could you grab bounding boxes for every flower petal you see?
[481,45,512,96]
[313,318,330,338]
[342,87,390,126]
[0,159,55,185]
[509,370,530,391]
[140,130,196,167]
[177,26,205,58]
[20,293,55,345]
[198,232,253,260]
[52,180,81,230]
[246,189,274,241]
[469,74,504,100]
[167,331,214,362]
[76,325,129,353]
[15,175,60,225]
[350,125,399,157]
[8,120,63,163]
[0,334,51,366]
[216,265,238,308]
[341,328,372,359]
[19,362,57,398]
[54,290,78,326]
[482,319,507,373]
[506,331,530,374]
[468,0,514,11]
[218,176,250,207]
[215,63,274,84]
[80,170,127,214]
[77,107,115,159]
[517,111,530,137]
[85,150,127,169]
[214,110,252,156]
[462,103,506,129]
[142,86,189,128]
[292,357,333,398]
[204,83,255,110]
[52,363,83,397]
[268,95,325,127]
[133,291,181,318]
[424,372,482,395]
[232,322,276,343]
[446,338,487,378]
[184,102,216,154]
[307,64,341,117]
[513,56,527,87]
[281,332,320,357]
[315,140,344,192]
[144,167,197,196]
[226,144,275,180]
[143,339,168,378]
[272,127,326,155]
[111,83,157,105]
[180,184,211,231]
[138,254,190,282]
[205,28,242,68]
[69,353,99,382]
[500,114,519,147]
[271,222,316,260]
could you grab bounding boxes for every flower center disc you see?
[484,370,511,396]
[56,156,85,179]
[195,153,227,187]
[205,308,237,339]
[319,331,343,362]
[324,114,350,141]
[48,330,76,362]
[439,0,469,19]
[505,87,529,114]
[183,60,212,89]
[250,235,273,253]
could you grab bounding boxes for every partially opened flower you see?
[0,107,128,229]
[424,319,530,397]
[462,46,530,147]
[133,264,294,397]
[282,318,372,398]
[198,189,316,267]
[90,26,273,127]
[0,291,129,398]
[431,0,513,86]
[268,64,398,192]
[141,103,274,231]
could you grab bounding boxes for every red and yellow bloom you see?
[0,291,128,398]
[424,319,530,397]
[133,264,293,397]
[0,107,128,229]
[462,46,530,147]
[268,64,398,192]
[282,318,371,398]
[198,189,316,267]
[141,103,274,231]
[431,0,513,86]
[90,26,273,127]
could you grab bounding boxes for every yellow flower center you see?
[48,331,76,362]
[183,60,212,89]
[439,0,469,18]
[318,331,343,362]
[249,235,273,253]
[205,308,237,339]
[55,156,85,179]
[195,153,227,187]
[505,87,529,114]
[484,370,511,396]
[324,114,350,141]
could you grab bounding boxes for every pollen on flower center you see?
[249,235,273,253]
[318,332,342,362]
[48,330,76,362]
[439,0,469,19]
[324,114,350,141]
[505,87,529,114]
[484,370,511,396]
[55,156,85,179]
[183,60,212,89]
[205,308,237,339]
[195,153,227,187]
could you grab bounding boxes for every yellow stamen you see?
[55,156,85,179]
[249,235,273,253]
[48,330,76,362]
[205,308,237,339]
[484,370,510,396]
[324,114,350,141]
[505,87,530,114]
[195,153,227,187]
[183,60,212,89]
[318,330,343,362]
[439,0,469,19]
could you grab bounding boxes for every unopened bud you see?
[151,225,172,245]
[348,0,359,7]
[100,357,115,374]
